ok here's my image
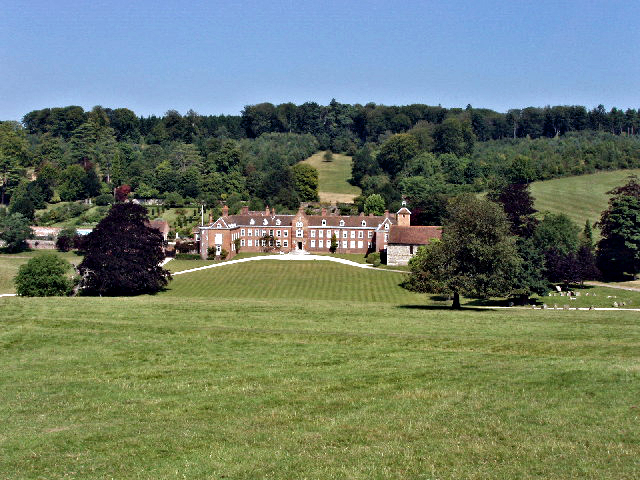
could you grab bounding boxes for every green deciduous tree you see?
[0,212,33,252]
[15,253,73,296]
[596,176,640,279]
[291,163,319,202]
[377,134,419,177]
[404,194,520,308]
[432,117,475,156]
[364,193,385,215]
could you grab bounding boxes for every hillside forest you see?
[2,101,640,228]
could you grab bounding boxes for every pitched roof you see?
[388,226,442,245]
[304,215,394,228]
[222,214,295,227]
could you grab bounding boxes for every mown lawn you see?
[530,168,640,229]
[303,151,361,203]
[0,296,638,479]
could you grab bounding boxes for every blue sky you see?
[2,0,639,120]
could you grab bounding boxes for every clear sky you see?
[2,0,639,120]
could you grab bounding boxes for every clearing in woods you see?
[303,151,361,203]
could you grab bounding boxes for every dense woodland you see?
[2,101,640,227]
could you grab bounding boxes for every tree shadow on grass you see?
[396,305,499,312]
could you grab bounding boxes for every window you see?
[241,239,245,247]
[342,240,347,248]
[310,230,316,238]
[350,230,355,239]
[217,223,221,228]
[296,229,303,238]
[269,229,274,237]
[358,241,363,248]
[385,223,389,230]
[384,233,388,242]
[250,219,255,225]
[319,240,324,248]
[361,220,366,226]
[262,229,266,236]
[296,221,303,227]
[276,230,281,237]
[276,240,281,247]
[263,219,268,225]
[241,228,245,236]
[284,230,288,237]
[311,240,316,248]
[248,239,253,247]
[232,243,235,251]
[319,230,323,238]
[410,245,414,254]
[322,219,326,226]
[368,231,373,238]
[358,231,363,238]
[261,239,266,246]
[326,229,331,237]
[276,219,281,225]
[283,240,288,247]
[248,229,252,236]
[350,240,355,248]
[339,220,345,226]
[368,242,371,248]
[342,230,347,239]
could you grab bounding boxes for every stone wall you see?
[387,244,414,266]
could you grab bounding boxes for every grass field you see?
[530,168,640,229]
[303,151,361,203]
[1,295,638,479]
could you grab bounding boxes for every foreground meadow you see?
[1,294,639,479]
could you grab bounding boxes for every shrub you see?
[207,246,217,257]
[56,228,77,252]
[15,254,73,297]
[94,194,113,206]
[366,252,381,267]
[164,192,184,207]
[220,249,229,260]
[176,241,196,253]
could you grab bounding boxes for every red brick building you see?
[197,205,397,259]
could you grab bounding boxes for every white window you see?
[269,229,274,237]
[358,231,363,238]
[248,229,252,236]
[276,240,281,247]
[368,242,371,248]
[350,240,355,248]
[368,231,373,238]
[263,219,268,225]
[296,221,303,227]
[384,233,388,242]
[284,230,288,237]
[276,219,281,225]
[232,243,235,251]
[310,230,316,238]
[342,230,347,239]
[385,223,389,230]
[342,240,347,248]
[283,240,288,247]
[358,241,363,248]
[262,229,266,236]
[276,230,281,237]
[322,219,326,226]
[319,240,324,248]
[241,228,245,236]
[250,219,255,225]
[248,239,253,247]
[311,240,316,248]
[326,229,331,237]
[350,230,355,239]
[319,230,323,238]
[261,239,266,246]
[296,229,303,238]
[339,220,345,226]
[361,220,366,226]
[241,239,245,247]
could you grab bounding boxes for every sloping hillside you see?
[303,151,361,203]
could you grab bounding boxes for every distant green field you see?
[531,168,640,229]
[303,151,361,203]
[1,295,638,478]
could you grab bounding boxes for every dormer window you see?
[263,219,268,225]
[361,220,366,227]
[385,223,389,230]
[339,220,345,226]
[322,219,326,226]
[296,221,303,227]
[250,219,255,225]
[276,219,281,226]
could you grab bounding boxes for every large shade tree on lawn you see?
[596,175,640,279]
[404,194,521,308]
[78,203,171,295]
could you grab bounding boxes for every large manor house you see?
[197,204,441,265]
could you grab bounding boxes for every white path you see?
[160,257,173,267]
[0,293,17,297]
[171,253,402,276]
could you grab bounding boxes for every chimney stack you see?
[265,206,270,216]
[209,213,213,224]
[241,205,249,215]
[321,208,327,216]
[271,207,276,216]
[359,211,365,217]
[384,209,389,219]
[222,205,229,216]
